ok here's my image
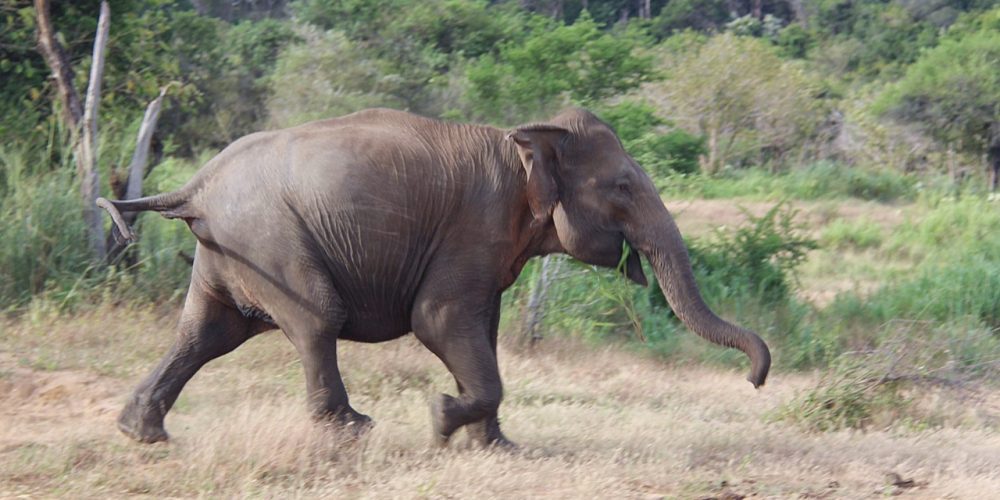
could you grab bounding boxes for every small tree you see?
[466,12,654,124]
[875,28,1000,190]
[648,33,825,174]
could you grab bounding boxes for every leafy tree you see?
[266,27,404,127]
[598,101,705,176]
[810,0,940,79]
[875,27,1000,189]
[650,0,730,36]
[465,12,654,124]
[649,33,825,173]
[290,0,525,114]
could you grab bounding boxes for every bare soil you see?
[2,305,998,498]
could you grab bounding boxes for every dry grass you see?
[2,305,1000,498]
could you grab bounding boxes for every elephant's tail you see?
[96,190,192,245]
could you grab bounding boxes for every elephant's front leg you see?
[413,292,509,447]
[464,292,515,448]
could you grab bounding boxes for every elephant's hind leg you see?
[118,282,255,443]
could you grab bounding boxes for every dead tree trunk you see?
[78,1,111,261]
[989,141,1000,193]
[107,86,169,261]
[522,256,560,344]
[35,0,111,261]
[638,0,651,19]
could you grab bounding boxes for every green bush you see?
[685,202,817,306]
[598,101,705,176]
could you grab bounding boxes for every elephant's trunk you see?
[627,200,771,388]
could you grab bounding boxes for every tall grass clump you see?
[820,217,883,250]
[0,143,201,311]
[0,147,95,309]
[116,155,202,303]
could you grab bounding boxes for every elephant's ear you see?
[507,124,569,227]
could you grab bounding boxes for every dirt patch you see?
[0,352,124,447]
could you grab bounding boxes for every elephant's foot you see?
[466,418,518,451]
[430,393,460,446]
[431,394,512,448]
[117,400,169,444]
[315,407,374,439]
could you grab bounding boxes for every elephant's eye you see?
[616,181,630,194]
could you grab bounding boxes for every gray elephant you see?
[98,108,770,447]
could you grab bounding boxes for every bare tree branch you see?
[125,86,168,202]
[78,1,110,260]
[107,85,170,260]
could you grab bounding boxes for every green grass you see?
[819,217,883,249]
[658,162,918,202]
[0,145,199,311]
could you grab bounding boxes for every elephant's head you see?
[508,109,770,387]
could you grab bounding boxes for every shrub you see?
[636,203,817,368]
[650,202,818,309]
[598,101,705,177]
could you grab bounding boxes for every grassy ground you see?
[2,304,999,499]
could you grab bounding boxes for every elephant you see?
[97,108,770,447]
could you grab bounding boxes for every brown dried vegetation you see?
[2,306,999,498]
